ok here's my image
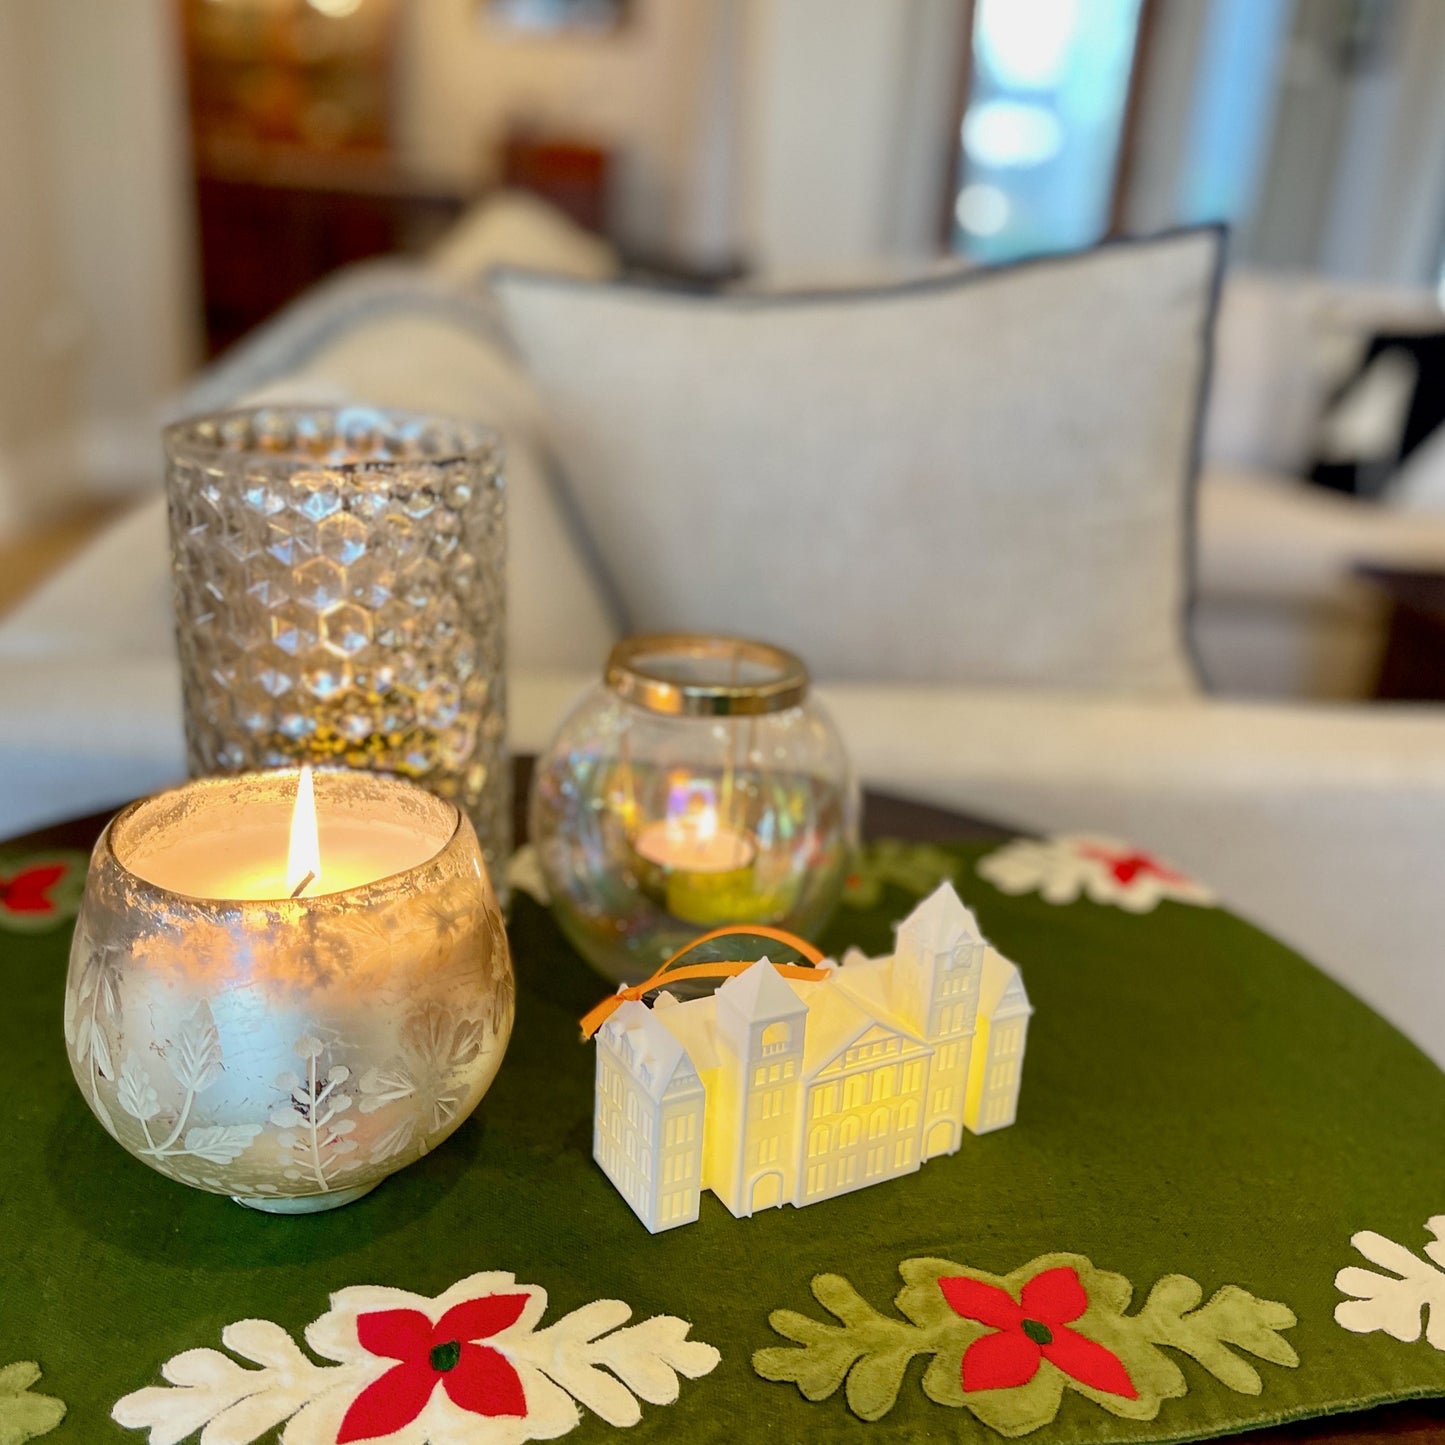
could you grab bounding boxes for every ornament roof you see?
[979,949,1032,1021]
[897,881,985,952]
[601,998,699,1100]
[715,956,809,1024]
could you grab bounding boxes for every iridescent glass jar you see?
[63,769,513,1213]
[164,406,509,877]
[531,635,859,982]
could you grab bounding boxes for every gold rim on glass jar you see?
[605,634,810,717]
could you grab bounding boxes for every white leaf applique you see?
[517,1301,721,1428]
[113,1270,720,1444]
[505,845,551,906]
[1336,1215,1445,1347]
[113,1317,346,1445]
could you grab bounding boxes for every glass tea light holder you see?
[530,634,859,983]
[63,767,513,1213]
[164,405,510,880]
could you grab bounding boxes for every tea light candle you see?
[134,766,437,901]
[633,810,756,875]
[631,807,763,928]
[64,767,513,1214]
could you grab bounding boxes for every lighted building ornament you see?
[591,883,1031,1233]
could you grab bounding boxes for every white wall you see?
[0,0,199,538]
[38,0,201,495]
[0,2,82,536]
[1124,0,1294,242]
[396,0,964,276]
[1249,0,1445,287]
[396,0,735,257]
[1315,0,1445,287]
[739,0,965,279]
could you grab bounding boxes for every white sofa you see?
[1195,272,1445,699]
[4,205,1445,1071]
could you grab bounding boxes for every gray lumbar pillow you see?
[493,228,1221,695]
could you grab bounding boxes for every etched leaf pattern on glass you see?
[62,927,125,1138]
[358,1001,488,1165]
[272,1037,361,1193]
[116,1005,264,1168]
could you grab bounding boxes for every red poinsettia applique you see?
[939,1265,1138,1398]
[338,1292,529,1442]
[0,863,68,917]
[1076,844,1188,889]
[977,833,1216,913]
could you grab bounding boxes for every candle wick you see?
[290,870,316,899]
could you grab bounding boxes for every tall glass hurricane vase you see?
[164,406,509,875]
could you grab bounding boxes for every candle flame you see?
[287,765,321,896]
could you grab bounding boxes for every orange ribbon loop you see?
[579,924,829,1041]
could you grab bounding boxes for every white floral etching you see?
[118,1004,263,1167]
[112,1270,721,1444]
[359,1003,485,1165]
[977,834,1217,914]
[1336,1216,1445,1347]
[66,881,513,1202]
[273,1037,362,1193]
[62,927,125,1138]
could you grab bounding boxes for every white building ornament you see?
[591,883,1032,1233]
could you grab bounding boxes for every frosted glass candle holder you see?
[164,405,509,878]
[530,635,859,983]
[63,769,514,1213]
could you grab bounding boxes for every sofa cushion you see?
[494,228,1222,695]
[428,190,619,287]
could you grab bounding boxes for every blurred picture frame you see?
[485,0,630,34]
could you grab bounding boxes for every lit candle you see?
[633,807,757,875]
[63,767,513,1214]
[630,805,762,928]
[129,765,439,902]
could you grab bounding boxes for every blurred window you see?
[952,0,1143,262]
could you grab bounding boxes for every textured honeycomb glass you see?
[164,406,509,877]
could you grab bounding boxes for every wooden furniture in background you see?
[180,0,468,355]
[1356,567,1445,700]
[193,155,466,356]
[499,132,612,236]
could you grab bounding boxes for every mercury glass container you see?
[63,769,514,1213]
[530,635,859,983]
[164,405,509,879]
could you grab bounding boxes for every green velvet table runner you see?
[3,837,1445,1444]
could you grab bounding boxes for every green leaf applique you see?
[841,840,961,909]
[754,1251,1298,1438]
[0,1363,65,1444]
